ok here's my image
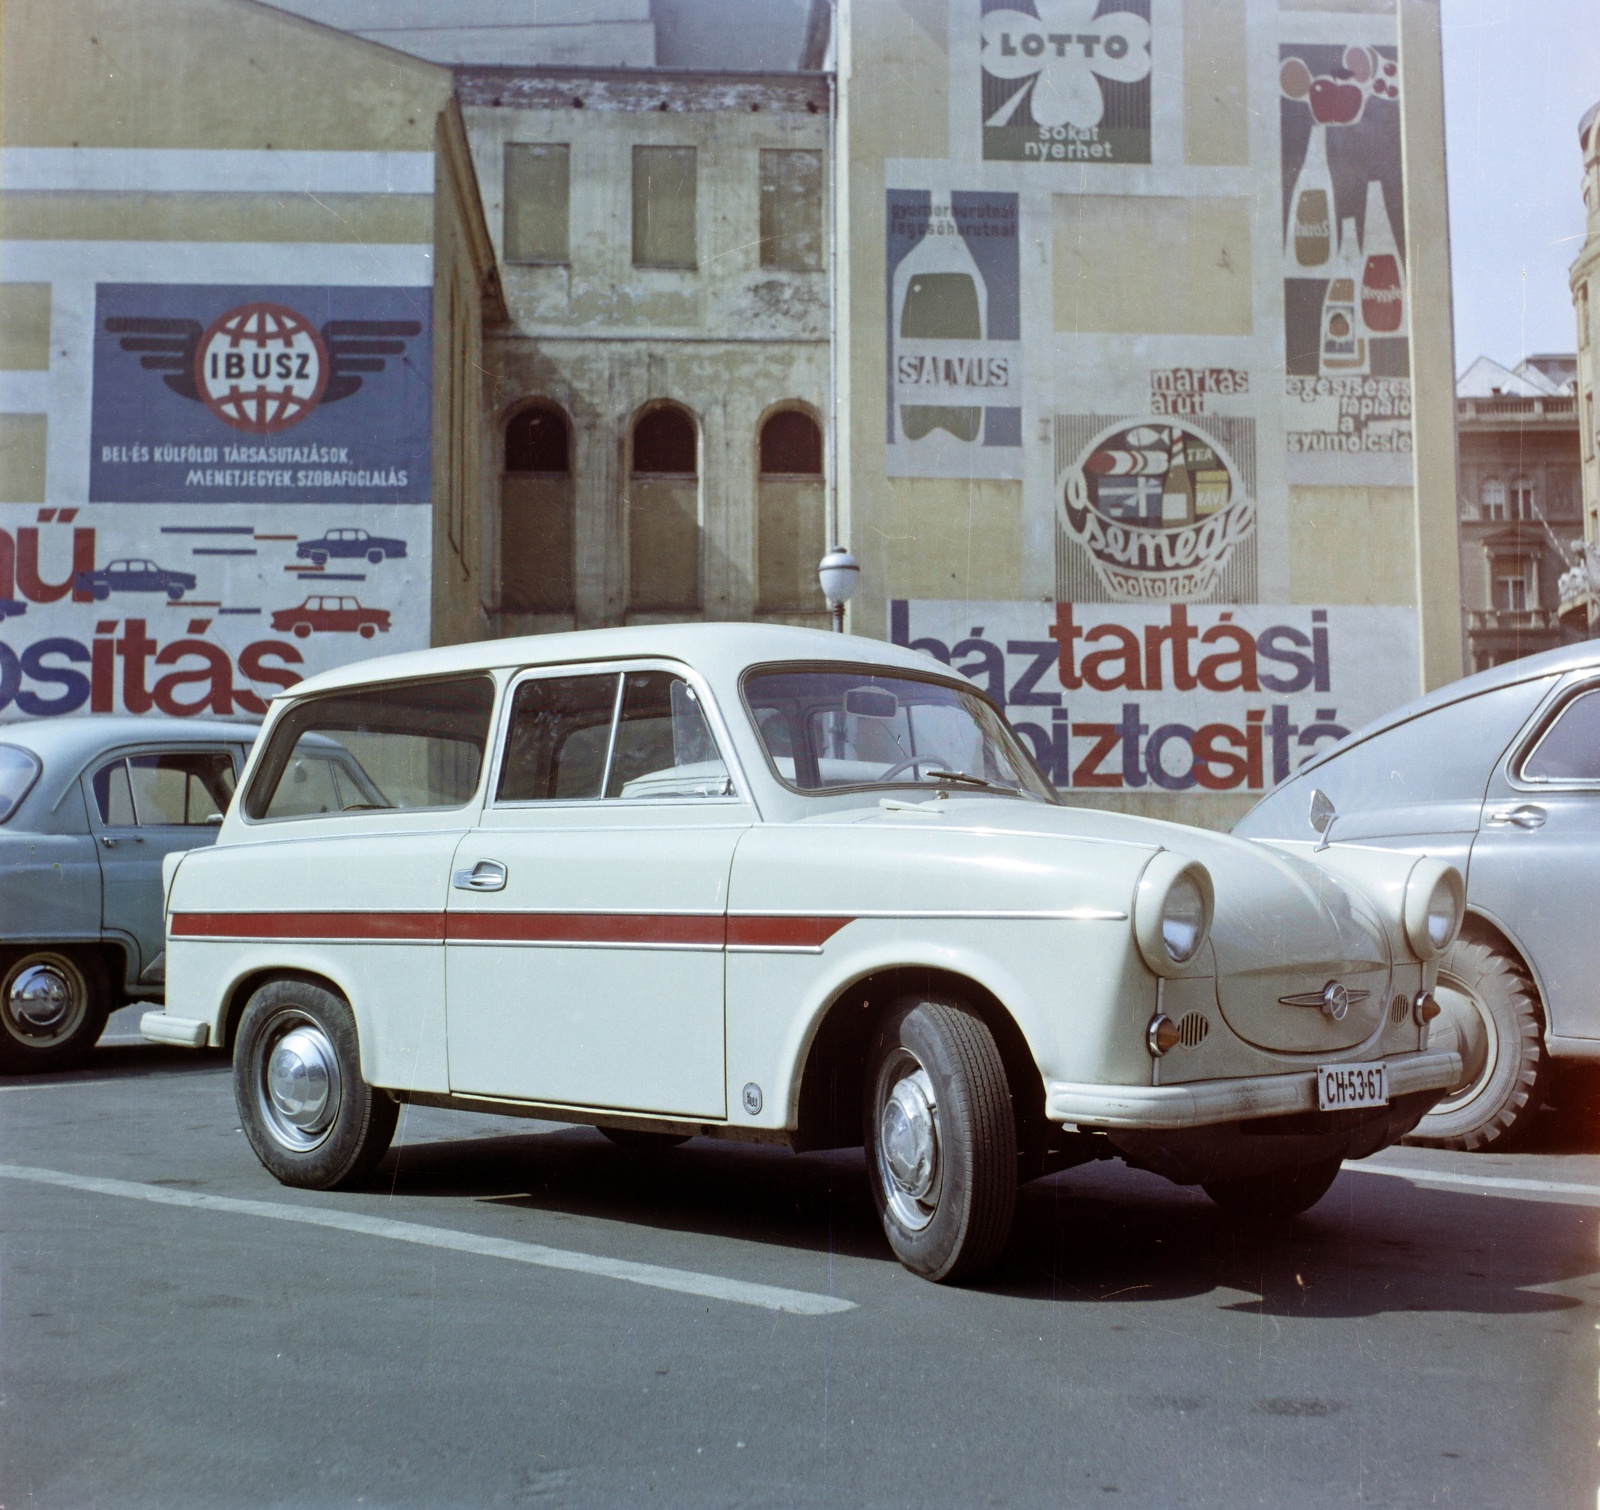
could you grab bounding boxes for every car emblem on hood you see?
[1278,980,1371,1021]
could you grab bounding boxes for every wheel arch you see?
[217,965,356,1051]
[790,964,1047,1160]
[1458,906,1548,1032]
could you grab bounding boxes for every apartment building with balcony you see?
[1456,355,1584,671]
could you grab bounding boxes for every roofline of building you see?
[454,63,834,87]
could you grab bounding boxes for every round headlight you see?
[1162,873,1206,964]
[1133,853,1214,978]
[1402,859,1464,961]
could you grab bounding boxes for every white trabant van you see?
[144,624,1464,1281]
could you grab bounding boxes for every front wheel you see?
[0,949,110,1074]
[864,996,1016,1282]
[1204,1156,1343,1219]
[234,979,397,1189]
[1407,936,1549,1151]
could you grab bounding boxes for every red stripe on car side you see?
[725,915,854,949]
[170,911,855,948]
[170,911,445,941]
[446,912,727,947]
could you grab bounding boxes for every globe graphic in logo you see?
[194,302,328,433]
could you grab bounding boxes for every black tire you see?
[233,979,397,1190]
[1408,936,1549,1151]
[599,1128,690,1151]
[367,549,384,564]
[0,948,110,1074]
[1203,1156,1343,1219]
[864,996,1016,1282]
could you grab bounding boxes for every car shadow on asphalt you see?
[1,1041,231,1090]
[372,1128,1596,1318]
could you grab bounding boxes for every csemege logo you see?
[105,305,421,435]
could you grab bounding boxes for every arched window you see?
[628,404,700,613]
[757,407,825,614]
[501,402,574,615]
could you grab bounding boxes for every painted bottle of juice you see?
[895,190,985,443]
[1285,123,1334,273]
[1320,217,1369,373]
[1360,179,1406,335]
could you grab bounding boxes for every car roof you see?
[1299,638,1600,777]
[0,714,259,761]
[281,623,949,700]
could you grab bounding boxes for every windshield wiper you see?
[923,769,1025,796]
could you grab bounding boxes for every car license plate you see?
[1317,1062,1388,1111]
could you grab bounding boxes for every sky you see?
[1441,0,1600,374]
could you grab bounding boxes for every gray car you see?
[0,716,255,1073]
[1235,641,1600,1150]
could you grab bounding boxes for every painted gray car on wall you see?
[0,716,254,1073]
[1235,641,1600,1149]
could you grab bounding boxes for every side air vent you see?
[1390,993,1409,1025]
[1177,1012,1210,1048]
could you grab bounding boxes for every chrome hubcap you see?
[876,1055,941,1232]
[3,959,88,1047]
[257,1014,341,1151]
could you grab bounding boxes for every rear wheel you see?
[1203,1156,1343,1219]
[864,996,1016,1282]
[0,949,110,1074]
[1408,936,1548,1151]
[234,979,396,1189]
[292,622,311,638]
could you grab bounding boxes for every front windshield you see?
[744,666,1055,802]
[0,744,42,823]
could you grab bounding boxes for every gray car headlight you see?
[1402,858,1464,961]
[1134,852,1214,977]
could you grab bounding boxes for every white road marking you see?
[0,1164,856,1316]
[0,1070,228,1093]
[1352,1162,1600,1203]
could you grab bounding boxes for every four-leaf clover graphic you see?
[981,2,1152,130]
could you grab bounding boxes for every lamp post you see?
[818,546,859,633]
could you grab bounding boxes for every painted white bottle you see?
[1359,178,1406,336]
[1285,123,1335,274]
[893,189,986,444]
[1320,216,1369,373]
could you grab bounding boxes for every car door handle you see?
[453,859,507,892]
[1488,803,1547,830]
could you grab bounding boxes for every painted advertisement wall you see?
[1,246,435,722]
[847,0,1445,824]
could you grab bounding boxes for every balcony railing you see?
[1466,607,1560,632]
[1458,395,1579,423]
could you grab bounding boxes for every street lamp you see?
[818,546,859,633]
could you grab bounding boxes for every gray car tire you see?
[1407,935,1549,1151]
[0,948,110,1074]
[864,996,1016,1283]
[234,979,397,1189]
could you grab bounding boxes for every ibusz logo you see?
[105,304,421,435]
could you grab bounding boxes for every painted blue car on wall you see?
[75,559,198,601]
[295,528,407,566]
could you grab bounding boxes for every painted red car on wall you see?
[270,596,390,639]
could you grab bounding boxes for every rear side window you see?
[246,677,496,820]
[1521,685,1600,782]
[93,751,237,825]
[0,744,41,823]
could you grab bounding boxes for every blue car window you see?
[92,759,137,825]
[0,744,41,823]
[1522,687,1600,783]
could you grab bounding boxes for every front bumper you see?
[1046,1049,1462,1131]
[138,1011,210,1049]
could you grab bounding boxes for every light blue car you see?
[0,715,255,1072]
[1235,641,1600,1151]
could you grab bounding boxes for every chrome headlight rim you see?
[1402,858,1464,961]
[1133,852,1215,978]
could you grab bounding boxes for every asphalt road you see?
[2,1009,1597,1509]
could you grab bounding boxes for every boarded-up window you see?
[502,404,575,614]
[504,144,570,264]
[633,146,697,269]
[757,409,825,613]
[629,406,700,612]
[760,150,823,271]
